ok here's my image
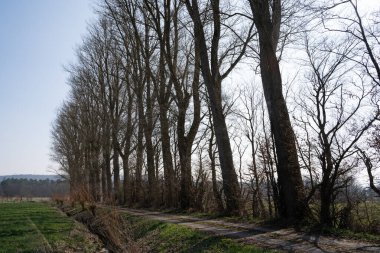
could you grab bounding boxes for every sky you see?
[0,0,96,175]
[0,0,378,177]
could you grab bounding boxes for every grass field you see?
[0,201,102,253]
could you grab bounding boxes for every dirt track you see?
[123,208,380,253]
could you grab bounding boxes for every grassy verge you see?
[0,201,102,252]
[124,214,276,253]
[129,207,380,245]
[307,225,380,243]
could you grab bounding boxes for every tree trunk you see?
[101,159,107,202]
[94,149,101,202]
[265,168,273,218]
[122,154,131,206]
[250,138,265,217]
[86,147,94,201]
[159,102,175,208]
[250,0,306,220]
[113,144,120,203]
[211,162,224,212]
[122,87,134,206]
[69,160,76,200]
[88,142,100,202]
[105,150,112,201]
[209,88,241,215]
[101,127,112,201]
[209,129,224,212]
[185,0,241,216]
[178,136,192,209]
[135,87,144,204]
[320,184,333,226]
[145,128,158,206]
[260,45,305,219]
[177,87,201,210]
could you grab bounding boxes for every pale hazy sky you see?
[0,0,95,175]
[0,0,378,176]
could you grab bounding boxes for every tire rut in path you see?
[122,208,380,253]
[27,217,53,252]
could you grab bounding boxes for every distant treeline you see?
[0,178,69,197]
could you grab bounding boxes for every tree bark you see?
[249,0,306,220]
[113,143,120,203]
[208,121,224,212]
[145,124,158,206]
[144,70,158,207]
[320,183,333,226]
[105,150,112,201]
[101,155,107,201]
[178,138,192,209]
[135,87,144,204]
[160,107,175,207]
[185,0,242,215]
[122,154,131,206]
[209,85,241,215]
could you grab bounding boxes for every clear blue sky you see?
[0,0,95,175]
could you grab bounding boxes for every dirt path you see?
[122,208,380,253]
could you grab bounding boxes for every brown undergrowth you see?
[60,204,140,253]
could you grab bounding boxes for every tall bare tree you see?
[299,35,379,225]
[184,0,254,215]
[248,0,306,220]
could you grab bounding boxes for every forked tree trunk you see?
[258,39,306,220]
[249,0,306,220]
[185,0,242,215]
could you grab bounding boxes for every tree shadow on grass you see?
[134,220,166,239]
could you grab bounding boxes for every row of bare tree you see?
[51,0,380,227]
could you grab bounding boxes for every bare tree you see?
[144,0,203,209]
[234,87,266,217]
[319,0,380,86]
[298,35,379,225]
[184,0,254,215]
[248,0,306,220]
[51,102,83,199]
[357,146,380,197]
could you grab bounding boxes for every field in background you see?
[0,202,102,252]
[0,197,51,203]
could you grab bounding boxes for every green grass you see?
[125,214,276,253]
[352,201,380,230]
[0,201,100,253]
[305,201,380,242]
[312,226,380,243]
